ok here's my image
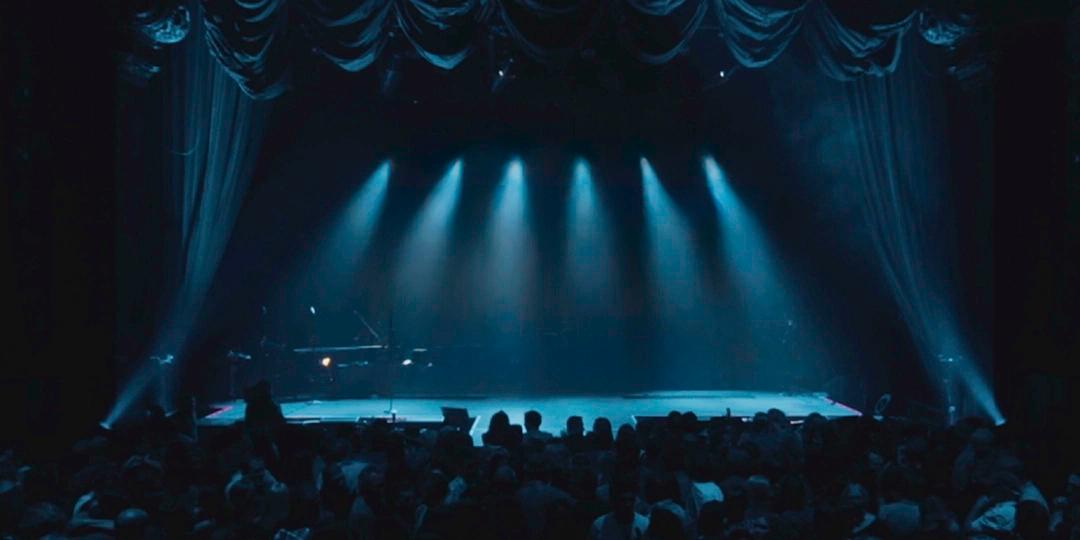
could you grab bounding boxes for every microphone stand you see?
[384,308,396,422]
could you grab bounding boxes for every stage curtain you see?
[151,5,271,408]
[618,0,709,64]
[805,0,918,80]
[300,0,395,72]
[395,0,491,69]
[713,0,807,68]
[203,0,291,98]
[840,36,997,419]
[500,0,593,64]
[198,0,968,95]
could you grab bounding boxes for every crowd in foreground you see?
[0,382,1077,540]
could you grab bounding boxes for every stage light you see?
[566,158,614,308]
[402,358,413,366]
[640,156,700,307]
[506,159,524,184]
[491,57,515,93]
[395,158,465,338]
[399,159,464,264]
[704,155,779,298]
[321,357,332,368]
[309,306,316,315]
[704,154,829,390]
[641,157,709,387]
[305,160,392,293]
[705,65,740,88]
[480,158,532,315]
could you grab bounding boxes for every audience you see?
[0,383,1075,540]
[523,410,554,445]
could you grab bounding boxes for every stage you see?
[200,390,861,444]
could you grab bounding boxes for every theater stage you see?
[200,390,861,444]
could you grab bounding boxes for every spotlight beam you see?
[704,155,783,304]
[311,161,392,293]
[481,159,531,315]
[394,159,465,340]
[640,157,701,314]
[566,159,614,309]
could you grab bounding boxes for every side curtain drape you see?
[840,37,997,419]
[152,3,270,409]
[110,1,270,420]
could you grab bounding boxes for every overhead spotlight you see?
[321,357,332,368]
[401,358,413,366]
[491,57,516,94]
[309,306,317,315]
[704,65,741,89]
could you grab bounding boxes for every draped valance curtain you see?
[201,0,974,98]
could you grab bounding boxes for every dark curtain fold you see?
[840,39,998,420]
[500,0,593,64]
[111,3,270,419]
[300,0,395,72]
[617,0,709,64]
[159,6,270,405]
[714,0,807,68]
[395,0,491,69]
[203,0,291,98]
[806,0,918,80]
[199,0,958,93]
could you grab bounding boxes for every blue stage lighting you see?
[703,155,779,298]
[344,160,391,248]
[640,157,700,310]
[397,159,464,284]
[395,159,465,340]
[482,158,532,313]
[305,160,392,295]
[566,159,614,307]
